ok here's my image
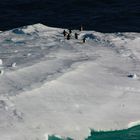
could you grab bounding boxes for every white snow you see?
[0,59,3,65]
[0,70,4,75]
[128,120,140,128]
[43,133,49,140]
[0,23,140,140]
[11,62,17,68]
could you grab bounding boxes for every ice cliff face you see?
[0,23,140,140]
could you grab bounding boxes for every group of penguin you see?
[62,26,86,43]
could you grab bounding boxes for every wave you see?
[47,124,140,140]
[128,120,140,128]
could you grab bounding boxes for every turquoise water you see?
[48,125,140,140]
[48,135,73,140]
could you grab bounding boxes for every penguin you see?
[83,37,86,43]
[80,25,83,31]
[69,29,72,34]
[63,30,67,37]
[67,33,71,40]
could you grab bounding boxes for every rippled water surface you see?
[48,125,140,140]
[0,0,140,32]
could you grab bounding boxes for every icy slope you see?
[0,23,140,140]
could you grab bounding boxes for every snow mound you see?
[11,62,17,68]
[12,23,48,35]
[84,33,97,40]
[0,59,3,65]
[21,25,39,34]
[12,28,25,34]
[32,23,49,31]
[0,70,4,75]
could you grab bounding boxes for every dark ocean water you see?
[48,125,140,140]
[0,0,140,32]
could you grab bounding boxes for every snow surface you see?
[0,23,140,140]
